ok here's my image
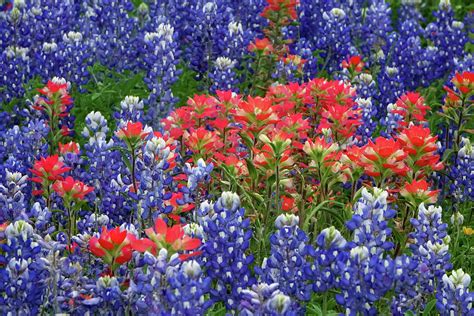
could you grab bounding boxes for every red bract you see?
[187,94,218,120]
[261,0,299,23]
[233,96,279,133]
[248,38,274,54]
[359,137,409,180]
[52,176,94,200]
[116,121,149,141]
[281,196,296,212]
[34,80,72,109]
[400,179,439,205]
[451,71,474,95]
[89,227,134,272]
[397,125,443,174]
[59,141,80,155]
[392,92,430,127]
[184,127,224,158]
[318,104,362,142]
[30,155,71,195]
[341,56,364,73]
[131,218,202,261]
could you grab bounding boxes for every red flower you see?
[341,56,364,73]
[281,196,296,212]
[59,141,80,155]
[52,176,94,200]
[131,218,202,261]
[261,0,299,23]
[318,103,362,142]
[29,155,71,195]
[400,179,439,205]
[248,38,274,54]
[116,121,149,141]
[89,227,134,270]
[184,127,224,158]
[391,92,430,128]
[451,71,474,95]
[397,125,443,174]
[359,137,409,179]
[233,96,279,133]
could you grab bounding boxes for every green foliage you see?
[72,63,149,141]
[171,64,201,106]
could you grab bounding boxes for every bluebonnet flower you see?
[240,283,298,316]
[398,0,425,27]
[56,31,92,89]
[0,117,49,179]
[0,220,47,315]
[360,0,393,57]
[184,158,214,193]
[141,23,181,123]
[258,214,311,309]
[209,57,239,93]
[409,203,452,295]
[200,192,255,309]
[376,66,405,118]
[391,255,422,315]
[0,170,29,222]
[317,8,353,73]
[138,135,175,222]
[355,97,378,144]
[426,0,468,78]
[310,226,347,292]
[114,95,145,124]
[449,138,474,202]
[436,269,473,315]
[165,259,212,314]
[336,188,396,315]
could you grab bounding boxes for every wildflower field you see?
[0,0,473,315]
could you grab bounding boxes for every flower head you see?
[131,218,202,260]
[29,155,71,195]
[52,176,94,200]
[89,226,135,271]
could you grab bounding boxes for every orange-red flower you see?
[261,0,299,23]
[397,125,443,174]
[52,176,94,200]
[341,56,364,73]
[116,121,149,141]
[30,155,71,195]
[89,227,135,271]
[233,96,279,133]
[400,179,439,205]
[59,141,80,155]
[248,38,274,54]
[131,218,202,261]
[359,137,409,179]
[392,92,430,127]
[451,71,474,95]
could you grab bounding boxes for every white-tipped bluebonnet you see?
[310,226,347,292]
[201,192,255,309]
[410,203,452,295]
[210,56,239,93]
[0,170,28,222]
[0,220,47,315]
[436,269,473,315]
[258,214,311,309]
[184,158,214,193]
[450,138,474,202]
[115,96,144,124]
[240,283,297,316]
[141,23,181,123]
[335,188,396,314]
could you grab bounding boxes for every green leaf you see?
[422,299,437,316]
